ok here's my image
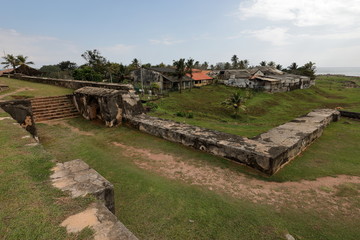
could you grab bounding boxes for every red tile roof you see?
[0,68,14,76]
[186,69,213,80]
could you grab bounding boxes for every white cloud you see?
[0,28,80,67]
[149,37,184,45]
[239,0,360,27]
[243,27,290,45]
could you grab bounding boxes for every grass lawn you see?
[0,111,93,240]
[149,75,360,137]
[36,116,360,240]
[0,77,73,100]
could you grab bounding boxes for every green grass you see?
[0,77,73,99]
[0,112,93,240]
[149,75,360,137]
[36,117,360,240]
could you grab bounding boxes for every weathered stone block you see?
[51,159,115,213]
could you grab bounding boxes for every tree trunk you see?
[179,78,182,93]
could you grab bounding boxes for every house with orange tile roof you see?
[186,69,213,87]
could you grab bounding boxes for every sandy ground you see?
[113,141,360,216]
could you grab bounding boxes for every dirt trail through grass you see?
[0,87,34,100]
[113,141,360,215]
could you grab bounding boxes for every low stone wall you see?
[51,159,138,239]
[127,109,340,175]
[339,110,360,119]
[0,99,37,139]
[0,84,9,92]
[13,74,134,91]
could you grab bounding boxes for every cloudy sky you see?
[1,0,359,68]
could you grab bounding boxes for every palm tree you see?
[186,58,195,90]
[267,61,276,68]
[16,55,34,66]
[288,62,298,71]
[222,91,246,118]
[260,61,267,66]
[173,58,186,93]
[1,54,19,73]
[231,55,239,69]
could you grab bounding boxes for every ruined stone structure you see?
[127,109,340,175]
[0,100,37,139]
[130,67,193,92]
[73,87,144,127]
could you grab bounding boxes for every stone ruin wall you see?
[127,109,340,175]
[13,74,134,91]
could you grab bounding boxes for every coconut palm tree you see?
[173,58,186,93]
[222,91,246,118]
[16,55,34,66]
[1,54,19,73]
[288,62,298,71]
[186,58,195,90]
[260,61,267,66]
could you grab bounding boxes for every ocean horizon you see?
[316,67,360,77]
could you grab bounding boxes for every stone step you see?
[31,99,71,106]
[34,112,79,122]
[33,109,78,116]
[32,104,76,112]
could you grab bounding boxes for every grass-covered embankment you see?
[0,111,92,240]
[149,75,360,137]
[36,116,360,240]
[0,77,73,100]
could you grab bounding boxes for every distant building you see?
[130,67,192,92]
[0,68,14,77]
[4,65,41,76]
[186,69,213,87]
[216,66,314,92]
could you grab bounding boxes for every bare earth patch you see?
[112,141,360,215]
[41,120,94,136]
[0,87,35,100]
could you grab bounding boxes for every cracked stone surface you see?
[51,159,115,213]
[61,202,138,240]
[127,109,340,175]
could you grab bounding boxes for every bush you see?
[145,102,158,111]
[175,111,194,118]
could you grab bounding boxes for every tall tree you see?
[16,55,34,66]
[267,61,276,68]
[224,62,231,69]
[186,58,195,90]
[81,49,107,74]
[231,55,239,69]
[173,58,186,93]
[239,59,249,69]
[201,61,209,70]
[58,61,77,71]
[288,62,298,71]
[1,54,19,73]
[260,61,267,66]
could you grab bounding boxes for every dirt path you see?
[41,121,94,136]
[0,87,34,100]
[112,141,360,215]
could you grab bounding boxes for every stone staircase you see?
[30,95,79,122]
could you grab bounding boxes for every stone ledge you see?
[51,159,115,213]
[61,202,138,240]
[127,109,340,175]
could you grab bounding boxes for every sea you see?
[316,67,360,77]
